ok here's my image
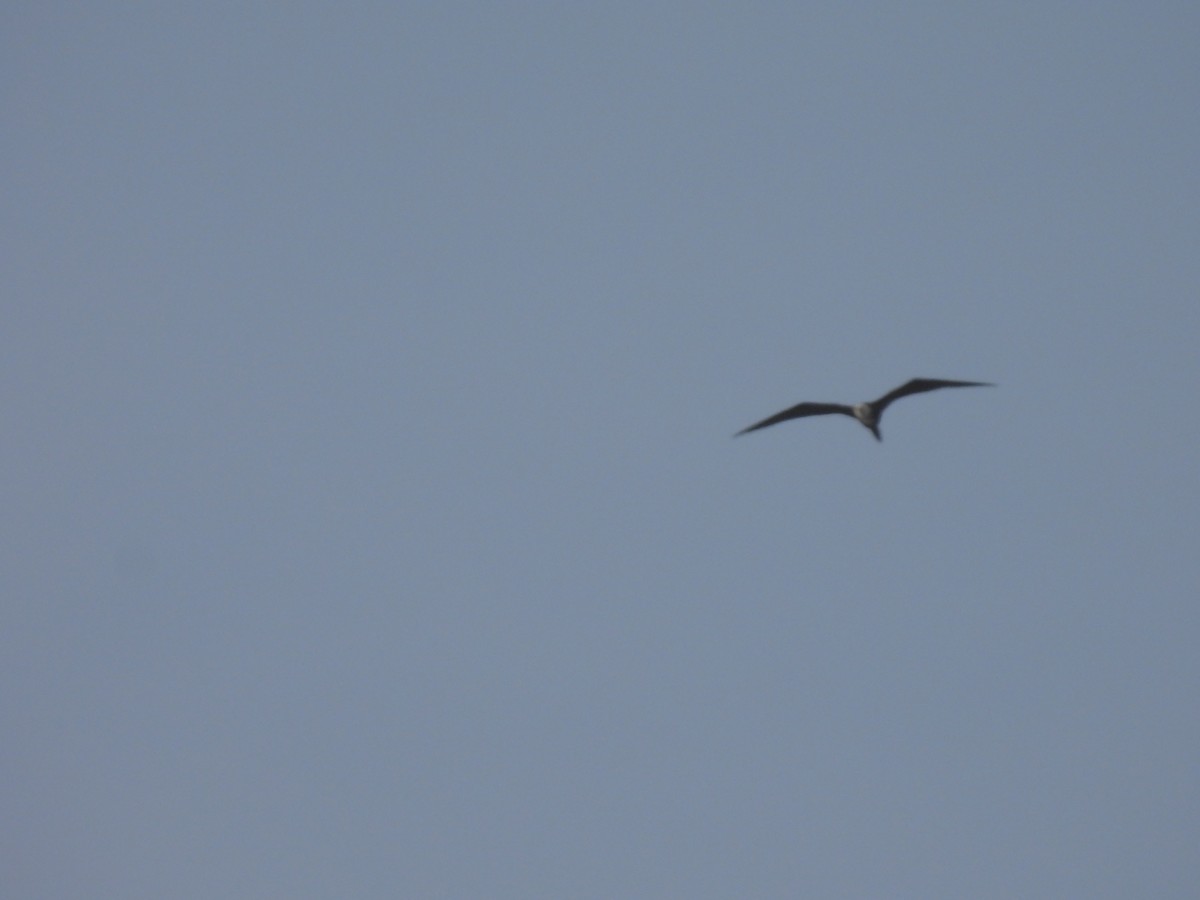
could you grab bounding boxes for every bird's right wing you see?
[735,402,852,436]
[871,378,993,412]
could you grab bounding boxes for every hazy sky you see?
[6,4,1199,897]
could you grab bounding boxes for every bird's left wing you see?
[735,402,851,436]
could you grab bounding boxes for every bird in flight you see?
[735,378,994,441]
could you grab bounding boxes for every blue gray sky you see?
[6,4,1199,897]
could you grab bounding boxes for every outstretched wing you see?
[735,402,853,436]
[870,378,994,414]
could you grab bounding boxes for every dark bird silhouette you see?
[735,378,994,441]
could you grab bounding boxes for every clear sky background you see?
[5,4,1199,898]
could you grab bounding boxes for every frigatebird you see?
[735,378,994,441]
